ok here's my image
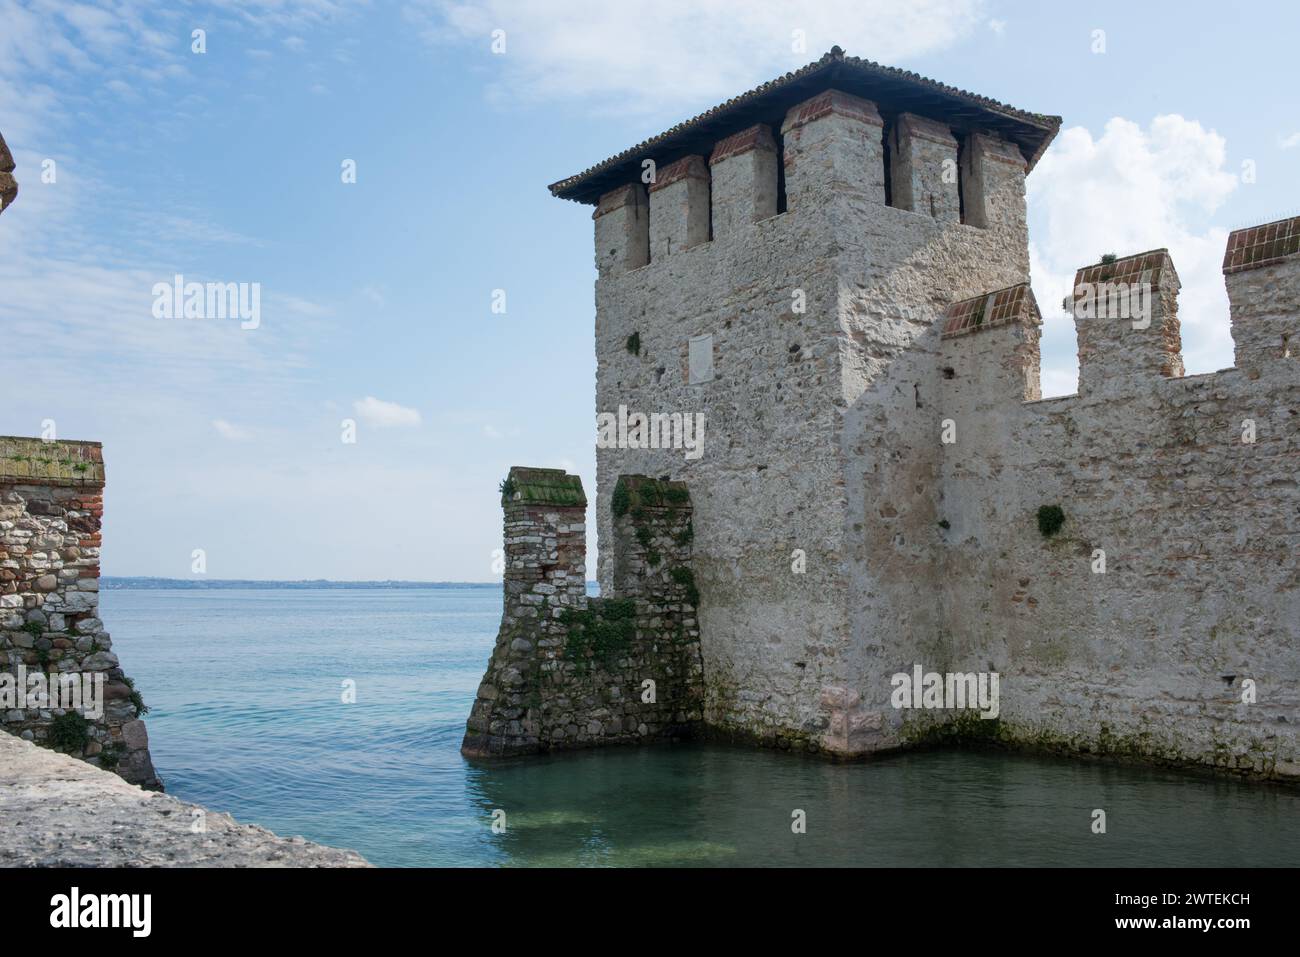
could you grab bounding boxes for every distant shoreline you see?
[102,577,599,591]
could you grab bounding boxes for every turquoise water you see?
[102,587,1300,867]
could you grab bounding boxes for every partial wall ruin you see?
[462,469,703,757]
[0,437,161,790]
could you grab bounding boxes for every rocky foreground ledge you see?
[0,734,369,867]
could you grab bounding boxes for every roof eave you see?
[548,50,1061,205]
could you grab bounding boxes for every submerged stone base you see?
[463,470,704,757]
[0,733,369,867]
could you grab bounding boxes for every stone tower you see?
[545,50,1299,777]
[549,48,1061,755]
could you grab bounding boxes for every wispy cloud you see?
[404,0,986,113]
[353,396,422,428]
[1029,115,1240,395]
[212,418,253,440]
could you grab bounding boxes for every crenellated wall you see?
[934,224,1300,778]
[462,469,703,757]
[0,437,162,789]
[551,53,1297,779]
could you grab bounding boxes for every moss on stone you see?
[669,566,699,606]
[560,599,637,672]
[502,467,586,507]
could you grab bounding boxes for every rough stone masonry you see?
[471,48,1299,779]
[463,469,703,756]
[0,437,162,789]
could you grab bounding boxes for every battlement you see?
[1223,215,1300,273]
[558,48,1058,279]
[942,283,1041,338]
[936,220,1300,405]
[1223,215,1300,374]
[1070,248,1183,395]
[941,284,1043,403]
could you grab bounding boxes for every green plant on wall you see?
[98,744,123,770]
[48,710,90,753]
[122,676,150,717]
[611,483,630,518]
[561,599,637,673]
[1037,504,1066,538]
[626,332,641,356]
[670,566,700,606]
[498,475,516,500]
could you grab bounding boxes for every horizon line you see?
[101,575,599,587]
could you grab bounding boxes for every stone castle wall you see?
[0,437,161,789]
[574,80,1299,779]
[463,469,703,757]
[927,236,1300,778]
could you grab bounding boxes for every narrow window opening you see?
[1283,333,1292,359]
[774,129,788,214]
[882,120,895,207]
[955,135,968,223]
[707,179,714,241]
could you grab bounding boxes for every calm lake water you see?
[101,587,1300,867]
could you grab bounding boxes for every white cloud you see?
[353,396,422,428]
[212,419,253,441]
[1028,115,1240,395]
[988,18,1006,35]
[1278,132,1300,150]
[405,0,986,113]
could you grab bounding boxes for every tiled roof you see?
[549,47,1061,205]
[0,436,104,486]
[1073,249,1177,290]
[1223,216,1300,274]
[942,283,1041,338]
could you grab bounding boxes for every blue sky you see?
[2,0,1297,580]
